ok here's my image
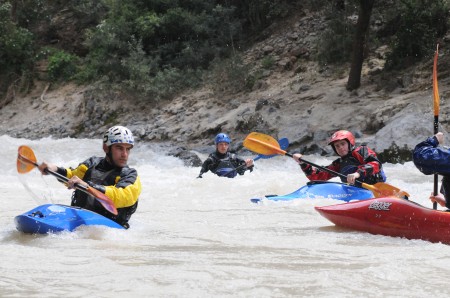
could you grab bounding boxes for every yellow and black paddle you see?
[432,44,440,210]
[243,132,410,199]
[17,145,118,215]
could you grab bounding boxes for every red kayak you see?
[315,197,450,245]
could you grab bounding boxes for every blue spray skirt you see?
[15,204,125,234]
[250,181,374,203]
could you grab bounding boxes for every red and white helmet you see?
[328,130,355,149]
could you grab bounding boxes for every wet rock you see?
[168,147,203,167]
[377,143,412,164]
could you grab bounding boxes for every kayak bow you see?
[15,204,125,234]
[251,181,374,203]
[315,197,450,245]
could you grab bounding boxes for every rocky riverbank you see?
[1,10,450,166]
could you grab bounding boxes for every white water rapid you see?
[1,135,450,297]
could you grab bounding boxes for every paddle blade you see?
[433,45,440,116]
[256,137,289,160]
[362,182,410,199]
[86,187,118,215]
[243,132,286,156]
[17,146,38,174]
[278,138,289,150]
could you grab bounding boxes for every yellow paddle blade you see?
[243,132,285,156]
[17,145,38,174]
[433,45,440,116]
[362,182,410,199]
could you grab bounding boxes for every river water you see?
[1,135,450,297]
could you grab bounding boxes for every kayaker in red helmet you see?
[413,132,450,208]
[292,130,386,185]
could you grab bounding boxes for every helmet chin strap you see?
[106,147,117,167]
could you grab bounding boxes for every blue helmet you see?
[215,133,231,144]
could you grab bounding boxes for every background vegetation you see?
[0,0,449,102]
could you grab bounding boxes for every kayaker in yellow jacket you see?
[38,126,142,228]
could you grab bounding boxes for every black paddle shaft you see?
[433,115,439,209]
[286,152,363,184]
[23,155,91,193]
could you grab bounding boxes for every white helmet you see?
[103,126,134,147]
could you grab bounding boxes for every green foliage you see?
[385,0,449,70]
[47,50,79,82]
[261,56,275,69]
[111,35,202,99]
[146,67,202,100]
[78,0,244,99]
[12,0,49,28]
[228,0,291,32]
[135,12,160,39]
[207,54,252,94]
[0,0,300,100]
[316,6,356,65]
[0,3,35,75]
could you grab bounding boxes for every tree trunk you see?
[10,0,17,22]
[346,0,375,91]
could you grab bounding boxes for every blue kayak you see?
[15,204,125,234]
[250,181,374,203]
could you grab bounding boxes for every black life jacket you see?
[210,152,240,178]
[338,150,385,185]
[71,159,138,228]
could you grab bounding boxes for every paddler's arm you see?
[245,158,254,172]
[346,172,360,185]
[430,192,446,208]
[198,156,213,178]
[413,132,450,175]
[235,158,254,175]
[292,153,335,181]
[38,162,59,175]
[436,132,444,144]
[38,162,72,184]
[437,176,450,209]
[104,168,141,208]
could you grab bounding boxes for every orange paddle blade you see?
[243,132,286,156]
[433,45,440,116]
[362,182,410,199]
[17,145,38,173]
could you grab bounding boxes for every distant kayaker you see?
[292,130,386,185]
[197,133,254,178]
[38,126,142,229]
[413,132,450,208]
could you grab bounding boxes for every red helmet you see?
[328,130,355,147]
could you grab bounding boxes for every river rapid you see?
[1,135,450,297]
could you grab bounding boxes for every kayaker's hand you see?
[430,192,446,207]
[347,172,360,185]
[245,159,254,168]
[435,132,444,145]
[67,176,88,190]
[292,153,303,164]
[38,162,57,175]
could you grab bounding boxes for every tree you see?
[346,0,374,91]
